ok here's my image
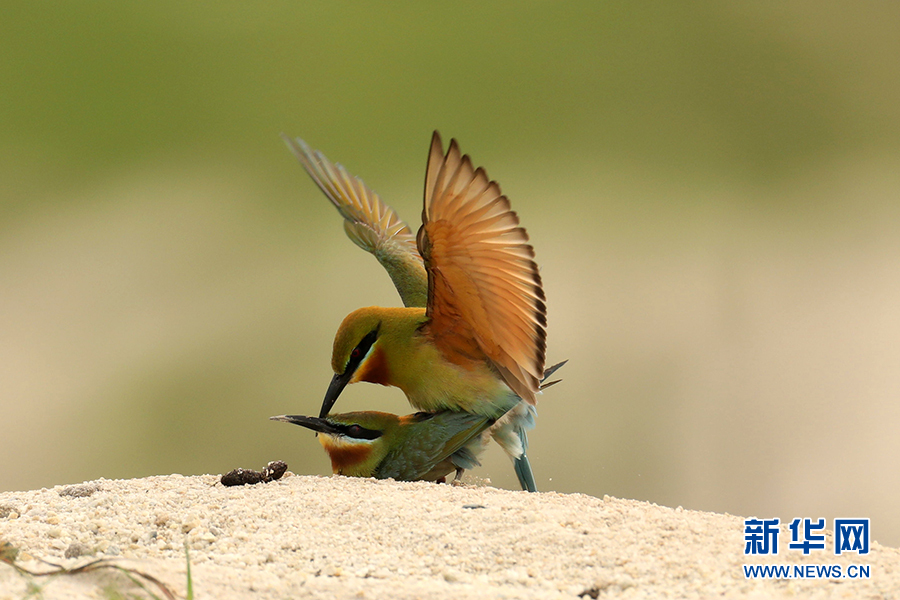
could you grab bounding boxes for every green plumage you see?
[375,411,491,481]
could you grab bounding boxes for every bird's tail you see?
[491,403,538,492]
[513,428,537,493]
[495,360,568,493]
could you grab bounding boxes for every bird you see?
[270,410,493,483]
[282,131,557,492]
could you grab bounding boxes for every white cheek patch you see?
[321,432,376,447]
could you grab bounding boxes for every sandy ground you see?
[0,474,897,599]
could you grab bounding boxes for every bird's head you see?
[322,306,425,418]
[321,307,383,418]
[270,412,400,477]
[331,307,384,378]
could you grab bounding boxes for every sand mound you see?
[1,474,896,599]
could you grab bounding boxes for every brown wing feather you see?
[418,132,547,403]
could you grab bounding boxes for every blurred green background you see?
[3,3,899,545]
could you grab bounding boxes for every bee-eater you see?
[270,411,493,483]
[282,131,554,492]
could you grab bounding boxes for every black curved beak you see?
[319,370,352,418]
[270,414,383,441]
[269,414,342,435]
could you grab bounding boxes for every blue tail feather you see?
[514,426,537,492]
[498,360,568,492]
[514,452,537,492]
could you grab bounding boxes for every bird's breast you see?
[403,359,514,417]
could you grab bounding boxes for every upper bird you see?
[282,131,550,491]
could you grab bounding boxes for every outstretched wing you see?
[282,134,428,308]
[377,411,493,481]
[417,132,547,404]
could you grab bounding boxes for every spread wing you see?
[377,411,492,481]
[417,132,547,404]
[281,134,428,308]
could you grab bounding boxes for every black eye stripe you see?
[345,326,379,371]
[333,422,382,440]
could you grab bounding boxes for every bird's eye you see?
[351,347,362,360]
[341,424,381,440]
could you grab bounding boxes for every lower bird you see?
[270,410,492,483]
